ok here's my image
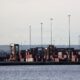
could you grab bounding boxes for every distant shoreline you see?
[0,45,80,52]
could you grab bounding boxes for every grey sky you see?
[0,0,80,45]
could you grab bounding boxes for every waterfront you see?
[0,65,80,80]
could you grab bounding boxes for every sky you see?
[0,0,80,45]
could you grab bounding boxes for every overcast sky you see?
[0,0,80,45]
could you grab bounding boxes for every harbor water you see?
[0,65,80,80]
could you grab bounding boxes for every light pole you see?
[21,42,22,50]
[29,25,31,49]
[41,22,43,47]
[68,15,71,49]
[79,35,80,49]
[68,14,71,62]
[50,18,53,45]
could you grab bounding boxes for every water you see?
[0,65,80,80]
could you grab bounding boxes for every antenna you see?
[50,18,53,45]
[41,22,43,47]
